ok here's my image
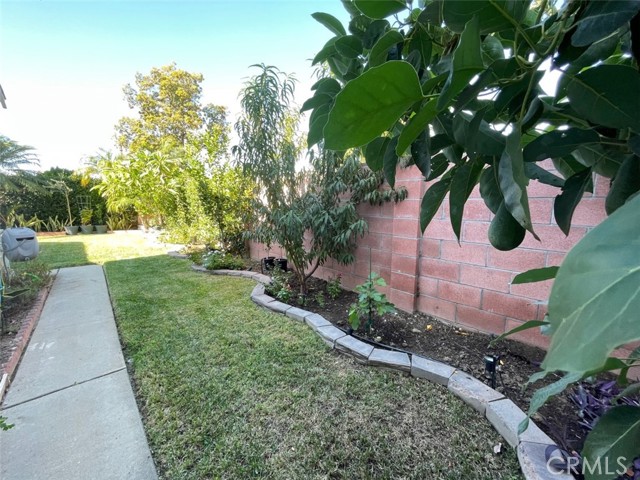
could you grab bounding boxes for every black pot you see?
[275,258,288,271]
[263,256,276,271]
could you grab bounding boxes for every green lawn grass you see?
[40,234,523,479]
[37,232,167,268]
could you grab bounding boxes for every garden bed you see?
[268,275,586,456]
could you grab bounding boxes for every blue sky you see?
[0,1,348,170]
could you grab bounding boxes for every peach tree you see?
[305,0,640,477]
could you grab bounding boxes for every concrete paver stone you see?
[448,370,504,415]
[315,325,347,347]
[335,336,374,363]
[411,355,456,386]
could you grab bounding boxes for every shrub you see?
[3,259,51,308]
[202,250,245,271]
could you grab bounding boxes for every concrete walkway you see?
[0,265,157,480]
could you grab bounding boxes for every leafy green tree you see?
[306,1,640,474]
[0,135,39,192]
[115,63,223,153]
[236,65,405,294]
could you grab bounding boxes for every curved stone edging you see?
[187,262,571,480]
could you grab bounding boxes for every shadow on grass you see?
[37,240,91,269]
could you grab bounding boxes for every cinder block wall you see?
[250,161,611,349]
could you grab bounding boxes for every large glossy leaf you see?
[324,61,424,150]
[449,159,484,241]
[354,0,407,20]
[443,0,531,34]
[498,128,538,238]
[523,128,600,163]
[312,12,347,36]
[396,99,438,155]
[311,77,341,96]
[522,373,583,433]
[308,103,332,148]
[572,0,640,47]
[543,193,640,373]
[409,24,432,69]
[410,130,431,178]
[567,65,640,133]
[437,16,484,111]
[480,165,502,214]
[582,406,640,480]
[312,37,339,66]
[368,30,404,68]
[524,163,565,188]
[554,168,592,235]
[420,177,452,232]
[605,155,640,214]
[383,137,399,188]
[335,35,364,59]
[364,137,389,172]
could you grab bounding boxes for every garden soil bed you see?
[275,275,587,456]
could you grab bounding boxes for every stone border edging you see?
[185,261,571,480]
[0,272,56,401]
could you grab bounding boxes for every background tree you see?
[0,135,39,192]
[306,0,640,475]
[115,63,224,153]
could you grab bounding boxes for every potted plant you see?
[94,204,108,234]
[80,208,93,234]
[47,179,79,235]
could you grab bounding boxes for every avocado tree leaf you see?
[605,155,640,214]
[313,37,339,66]
[383,137,399,188]
[512,266,559,284]
[396,99,438,155]
[582,406,640,480]
[308,103,332,148]
[368,30,404,68]
[449,159,484,242]
[420,177,452,233]
[523,128,601,163]
[364,136,389,172]
[437,16,484,111]
[312,12,347,36]
[354,0,407,20]
[311,77,341,96]
[525,373,584,429]
[409,24,433,68]
[498,128,538,239]
[543,193,640,373]
[335,35,364,58]
[480,165,503,214]
[324,61,424,150]
[567,65,640,133]
[554,167,593,235]
[524,162,565,188]
[442,0,531,34]
[571,0,640,47]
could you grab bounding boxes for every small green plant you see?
[0,416,14,431]
[348,273,395,332]
[202,250,245,271]
[44,216,65,232]
[326,275,342,300]
[297,293,307,307]
[94,204,106,225]
[314,291,326,307]
[80,208,93,226]
[265,265,293,302]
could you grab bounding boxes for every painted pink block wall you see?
[250,162,613,351]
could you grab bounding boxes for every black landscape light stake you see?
[484,354,505,389]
